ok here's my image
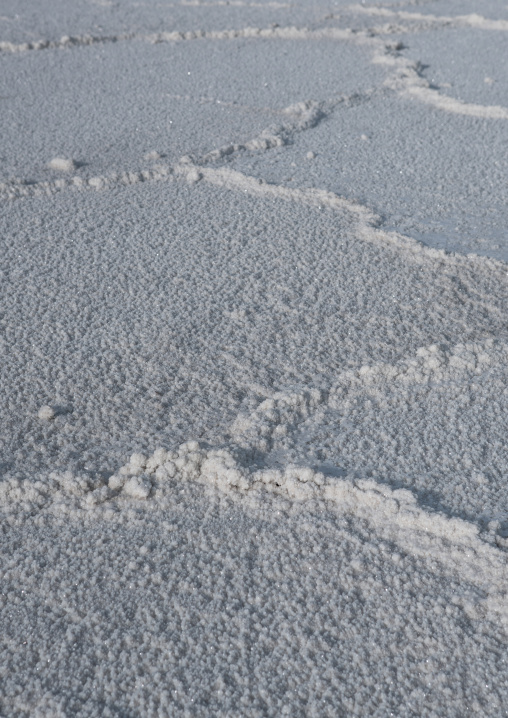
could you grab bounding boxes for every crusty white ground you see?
[1,0,508,715]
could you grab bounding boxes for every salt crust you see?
[2,118,505,514]
[3,339,508,633]
[3,338,506,518]
[0,100,331,201]
[2,11,508,56]
[0,15,507,125]
[1,7,508,712]
[3,479,506,715]
[0,153,505,275]
[350,6,508,32]
[1,19,506,540]
[1,18,507,205]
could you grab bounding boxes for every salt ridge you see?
[350,5,508,32]
[3,341,508,629]
[1,19,506,134]
[375,51,508,119]
[4,156,507,279]
[2,338,506,525]
[2,9,507,56]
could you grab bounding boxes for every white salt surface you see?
[1,0,508,715]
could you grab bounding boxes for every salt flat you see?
[1,1,507,715]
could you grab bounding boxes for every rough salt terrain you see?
[1,0,507,715]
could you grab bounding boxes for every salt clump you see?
[48,157,77,172]
[38,405,55,420]
[123,475,152,499]
[144,150,162,161]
